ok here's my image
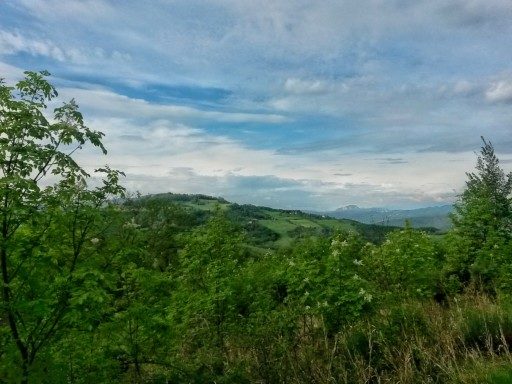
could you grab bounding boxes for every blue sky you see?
[1,0,512,210]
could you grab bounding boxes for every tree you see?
[447,137,512,289]
[0,71,124,383]
[169,211,247,380]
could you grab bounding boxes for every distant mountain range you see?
[318,204,453,231]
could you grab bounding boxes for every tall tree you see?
[0,71,124,383]
[447,137,512,288]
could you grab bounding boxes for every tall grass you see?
[214,293,512,383]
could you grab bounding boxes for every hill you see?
[127,193,407,248]
[320,204,453,231]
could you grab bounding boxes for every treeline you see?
[2,73,512,383]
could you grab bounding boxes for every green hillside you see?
[129,192,402,249]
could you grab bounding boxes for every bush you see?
[362,224,440,301]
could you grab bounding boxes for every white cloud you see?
[0,66,483,209]
[0,61,24,82]
[486,77,512,103]
[284,78,331,95]
[58,86,289,124]
[16,0,115,22]
[0,30,66,61]
[0,29,131,65]
[452,80,478,95]
[74,113,471,210]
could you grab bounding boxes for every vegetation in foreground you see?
[1,72,512,383]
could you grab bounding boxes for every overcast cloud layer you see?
[1,0,512,210]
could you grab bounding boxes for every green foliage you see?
[167,212,248,378]
[447,138,512,291]
[486,367,512,384]
[0,71,125,383]
[281,232,373,334]
[363,224,439,300]
[243,219,280,246]
[458,301,512,352]
[138,192,396,250]
[452,138,512,244]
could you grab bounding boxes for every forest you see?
[2,72,512,383]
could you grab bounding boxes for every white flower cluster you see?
[358,288,373,303]
[123,218,140,229]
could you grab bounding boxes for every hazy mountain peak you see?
[336,204,360,211]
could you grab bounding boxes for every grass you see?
[257,217,357,248]
[215,292,512,383]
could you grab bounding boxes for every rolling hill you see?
[128,193,407,249]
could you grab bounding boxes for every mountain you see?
[320,204,453,231]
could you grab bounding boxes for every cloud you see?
[0,30,66,61]
[3,1,512,209]
[284,78,331,95]
[0,61,24,81]
[119,169,459,211]
[374,158,409,165]
[486,77,512,104]
[73,112,473,210]
[57,86,289,124]
[452,80,481,96]
[0,29,132,65]
[16,0,115,22]
[438,0,512,29]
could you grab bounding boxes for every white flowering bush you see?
[362,224,439,300]
[284,233,373,333]
[321,232,374,331]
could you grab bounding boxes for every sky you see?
[1,0,512,210]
